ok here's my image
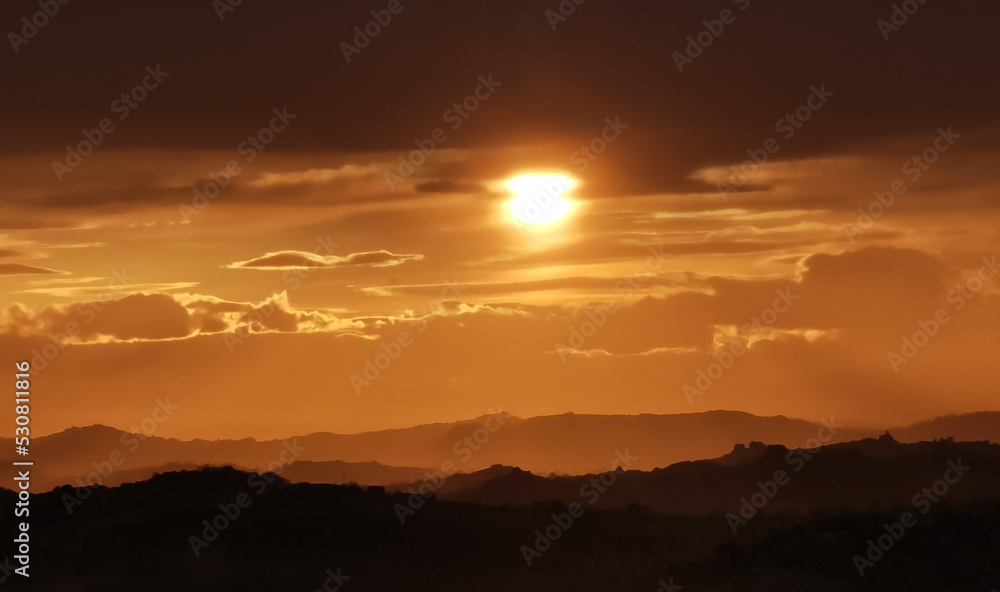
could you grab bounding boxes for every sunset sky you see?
[2,0,999,439]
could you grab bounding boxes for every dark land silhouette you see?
[8,410,1000,492]
[429,437,1000,515]
[5,437,999,591]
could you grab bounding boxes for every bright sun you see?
[504,173,577,228]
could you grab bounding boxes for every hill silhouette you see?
[432,438,1000,515]
[8,410,998,492]
[4,441,998,592]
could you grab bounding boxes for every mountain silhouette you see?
[432,438,1000,515]
[9,410,998,492]
[5,438,998,591]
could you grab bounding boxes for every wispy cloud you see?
[227,250,424,270]
[0,263,64,275]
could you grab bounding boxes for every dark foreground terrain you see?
[4,440,1000,591]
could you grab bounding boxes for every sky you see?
[1,0,999,439]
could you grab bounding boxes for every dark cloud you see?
[3,0,998,197]
[415,180,489,194]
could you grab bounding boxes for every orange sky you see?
[2,0,999,439]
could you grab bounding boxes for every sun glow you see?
[503,173,577,228]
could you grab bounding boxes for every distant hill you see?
[891,411,1000,443]
[434,438,1000,515]
[5,410,998,492]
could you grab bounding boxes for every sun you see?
[503,173,578,228]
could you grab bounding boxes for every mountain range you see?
[8,410,999,492]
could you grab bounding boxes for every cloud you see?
[2,246,998,438]
[227,250,423,270]
[18,281,199,298]
[1,293,193,342]
[2,1,997,201]
[226,251,334,270]
[415,180,488,194]
[0,263,64,275]
[249,165,381,187]
[0,290,366,345]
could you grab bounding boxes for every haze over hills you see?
[431,438,1000,515]
[8,410,999,492]
[890,411,1000,443]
